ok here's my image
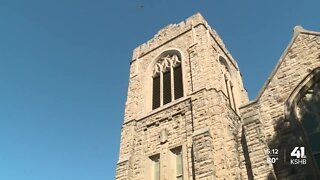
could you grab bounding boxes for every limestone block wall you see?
[186,87,244,179]
[240,27,320,179]
[118,11,320,180]
[207,25,249,108]
[118,88,247,180]
[258,28,320,143]
[126,98,193,180]
[124,18,197,123]
[258,29,320,179]
[238,125,252,180]
[115,160,129,180]
[199,88,243,179]
[123,13,248,124]
[240,103,275,180]
[117,13,250,180]
[192,128,215,180]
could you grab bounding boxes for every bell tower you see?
[116,13,249,180]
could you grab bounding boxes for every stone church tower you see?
[116,13,249,180]
[116,13,320,180]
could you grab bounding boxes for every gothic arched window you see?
[296,78,320,171]
[152,54,183,110]
[219,56,236,111]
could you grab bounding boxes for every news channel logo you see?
[265,147,307,165]
[290,147,307,165]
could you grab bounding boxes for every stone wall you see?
[117,11,320,180]
[117,13,250,180]
[240,27,320,179]
[124,13,248,124]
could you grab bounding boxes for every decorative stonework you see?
[152,54,181,77]
[159,128,168,143]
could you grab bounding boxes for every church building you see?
[116,13,320,180]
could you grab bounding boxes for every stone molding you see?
[117,155,131,165]
[192,127,210,137]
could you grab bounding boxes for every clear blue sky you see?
[0,0,319,179]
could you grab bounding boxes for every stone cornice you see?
[192,127,210,137]
[136,96,191,122]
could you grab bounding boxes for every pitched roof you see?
[241,26,320,108]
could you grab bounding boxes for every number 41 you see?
[291,147,306,158]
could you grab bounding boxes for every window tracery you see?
[152,54,181,77]
[296,78,320,171]
[152,54,183,110]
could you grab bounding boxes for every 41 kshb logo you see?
[290,147,307,165]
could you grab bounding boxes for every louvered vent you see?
[174,66,183,100]
[163,71,172,105]
[152,76,161,110]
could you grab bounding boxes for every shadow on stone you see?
[266,114,319,180]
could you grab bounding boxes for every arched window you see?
[296,78,320,171]
[219,56,236,111]
[283,68,320,179]
[152,54,183,110]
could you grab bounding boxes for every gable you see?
[244,26,320,107]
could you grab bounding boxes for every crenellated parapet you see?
[131,13,239,70]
